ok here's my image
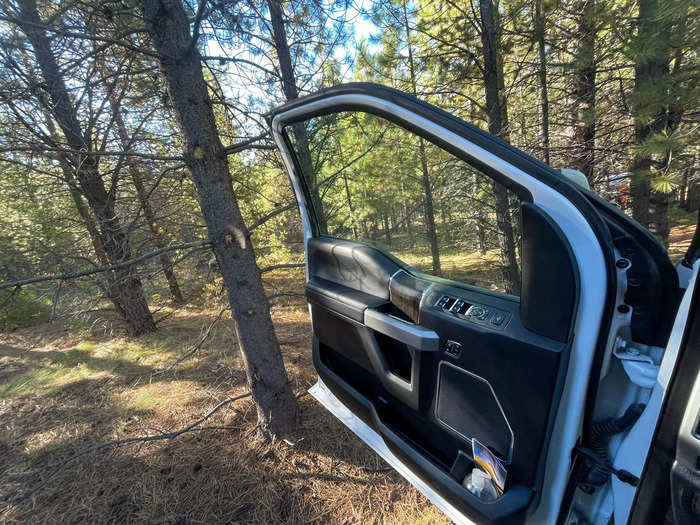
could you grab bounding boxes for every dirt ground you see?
[1,219,695,524]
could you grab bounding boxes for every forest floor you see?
[0,271,448,525]
[0,219,695,524]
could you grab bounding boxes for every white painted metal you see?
[611,260,699,525]
[272,93,610,524]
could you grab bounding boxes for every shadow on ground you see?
[0,304,443,524]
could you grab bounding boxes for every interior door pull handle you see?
[364,309,440,351]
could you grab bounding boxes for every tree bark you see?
[17,0,156,336]
[572,0,597,186]
[140,0,298,438]
[479,0,521,294]
[109,97,185,304]
[402,1,440,274]
[682,210,700,266]
[630,0,670,231]
[268,0,327,233]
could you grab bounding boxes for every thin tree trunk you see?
[402,1,440,274]
[342,173,358,239]
[630,0,670,231]
[17,0,155,336]
[65,181,127,314]
[383,212,391,244]
[401,179,415,248]
[268,0,327,233]
[109,97,185,304]
[479,0,521,294]
[682,210,700,266]
[22,50,127,316]
[534,0,550,164]
[140,0,298,438]
[572,0,597,186]
[473,171,488,255]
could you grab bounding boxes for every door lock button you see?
[445,340,462,358]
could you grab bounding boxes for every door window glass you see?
[285,111,523,296]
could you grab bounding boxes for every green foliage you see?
[651,175,678,194]
[0,288,50,330]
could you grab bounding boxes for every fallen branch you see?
[152,305,228,376]
[0,240,212,290]
[13,392,251,477]
[267,291,305,301]
[259,263,305,274]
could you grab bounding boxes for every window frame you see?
[281,108,531,301]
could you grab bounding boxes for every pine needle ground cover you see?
[0,272,448,525]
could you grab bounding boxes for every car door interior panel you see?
[305,220,576,524]
[269,83,688,525]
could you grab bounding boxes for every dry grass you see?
[0,274,448,524]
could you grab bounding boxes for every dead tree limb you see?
[152,305,229,376]
[0,240,212,290]
[267,291,305,301]
[222,132,274,155]
[259,263,305,274]
[12,392,251,478]
[248,202,296,232]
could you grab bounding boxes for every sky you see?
[200,0,384,131]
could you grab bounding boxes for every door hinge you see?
[573,446,640,487]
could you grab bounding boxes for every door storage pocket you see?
[436,362,513,463]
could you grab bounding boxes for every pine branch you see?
[0,240,212,290]
[222,132,275,155]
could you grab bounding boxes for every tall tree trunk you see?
[572,0,597,185]
[630,0,670,231]
[479,0,521,294]
[268,0,327,233]
[17,0,155,336]
[401,180,415,248]
[65,181,127,313]
[109,97,185,304]
[342,173,358,239]
[23,49,128,316]
[534,0,550,164]
[402,1,440,274]
[682,210,700,266]
[140,0,298,438]
[383,212,391,244]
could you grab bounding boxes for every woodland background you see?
[0,0,697,522]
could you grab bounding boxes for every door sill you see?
[309,378,477,525]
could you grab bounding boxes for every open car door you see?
[268,84,679,525]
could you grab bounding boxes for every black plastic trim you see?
[306,278,386,323]
[313,337,534,525]
[520,203,580,342]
